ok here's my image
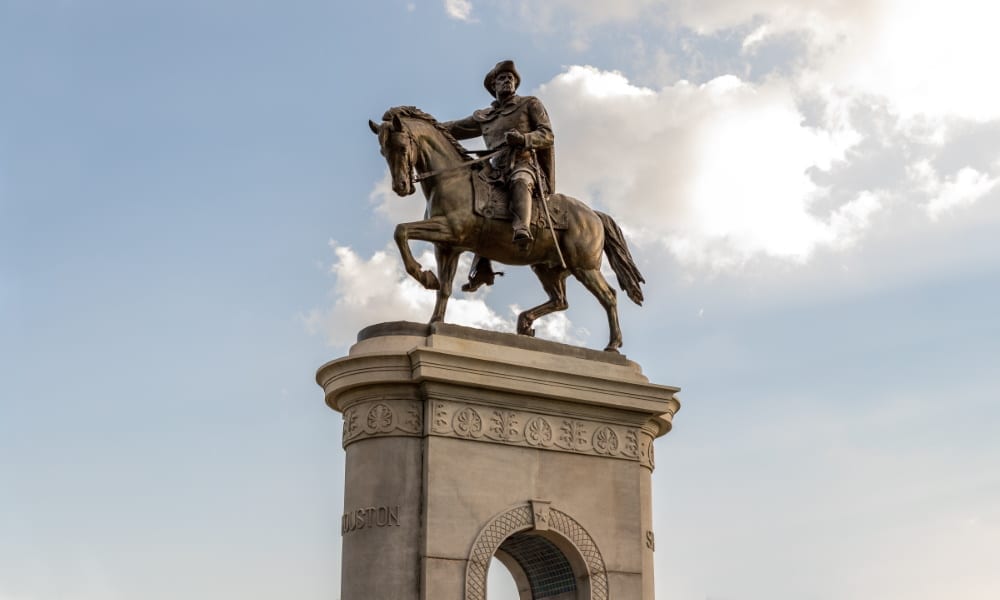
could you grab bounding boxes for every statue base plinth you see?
[316,322,680,600]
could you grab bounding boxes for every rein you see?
[412,147,505,183]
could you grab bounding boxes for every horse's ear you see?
[368,119,379,135]
[392,114,403,132]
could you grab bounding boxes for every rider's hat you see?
[484,60,521,97]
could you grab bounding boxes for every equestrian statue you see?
[368,60,645,352]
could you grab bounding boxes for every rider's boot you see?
[510,180,533,242]
[462,256,502,292]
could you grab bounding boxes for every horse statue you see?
[368,106,645,352]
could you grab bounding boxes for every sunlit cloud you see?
[303,242,583,348]
[539,66,870,268]
[923,166,1000,221]
[444,0,474,21]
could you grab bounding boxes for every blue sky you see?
[2,1,998,599]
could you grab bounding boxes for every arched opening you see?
[484,532,588,599]
[498,532,578,598]
[467,504,607,600]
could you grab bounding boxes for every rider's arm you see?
[442,116,482,140]
[523,98,554,150]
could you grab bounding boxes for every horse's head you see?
[369,114,417,197]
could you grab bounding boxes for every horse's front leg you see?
[394,217,455,290]
[429,245,460,324]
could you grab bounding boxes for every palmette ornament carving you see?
[431,400,641,463]
[524,416,553,446]
[453,407,484,437]
[366,403,393,431]
[592,426,620,455]
[340,399,423,447]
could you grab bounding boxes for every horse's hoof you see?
[603,347,620,353]
[516,315,533,336]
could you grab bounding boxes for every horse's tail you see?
[596,211,645,305]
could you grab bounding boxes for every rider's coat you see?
[443,94,555,192]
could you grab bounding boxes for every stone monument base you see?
[316,322,680,600]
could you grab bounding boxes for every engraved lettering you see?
[341,505,402,536]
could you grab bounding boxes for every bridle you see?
[386,123,504,186]
[412,147,505,183]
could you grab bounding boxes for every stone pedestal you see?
[316,322,680,600]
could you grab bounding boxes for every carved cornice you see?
[409,346,677,415]
[317,327,681,441]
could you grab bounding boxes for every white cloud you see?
[799,0,1000,122]
[304,243,499,347]
[924,166,1000,221]
[304,242,583,348]
[539,65,867,268]
[444,0,474,21]
[512,0,1000,122]
[508,305,588,346]
[370,171,426,224]
[827,191,882,249]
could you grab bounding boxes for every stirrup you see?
[461,269,503,293]
[512,228,533,242]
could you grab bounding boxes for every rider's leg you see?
[510,174,534,242]
[462,255,501,293]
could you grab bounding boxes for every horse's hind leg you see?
[517,265,570,337]
[573,268,622,352]
[430,245,460,324]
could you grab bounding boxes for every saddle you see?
[471,166,569,231]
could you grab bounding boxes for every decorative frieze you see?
[431,400,642,463]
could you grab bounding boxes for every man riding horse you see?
[443,60,556,292]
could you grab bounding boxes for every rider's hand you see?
[505,130,526,147]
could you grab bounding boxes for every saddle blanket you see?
[472,170,569,230]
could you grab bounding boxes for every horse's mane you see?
[383,106,471,160]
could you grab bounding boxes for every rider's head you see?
[484,60,520,99]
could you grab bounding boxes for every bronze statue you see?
[441,61,555,292]
[368,60,645,351]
